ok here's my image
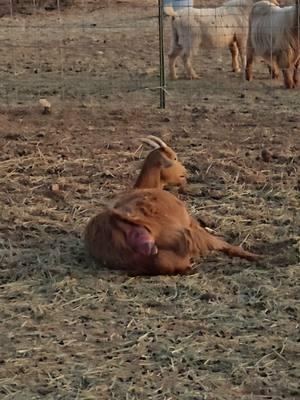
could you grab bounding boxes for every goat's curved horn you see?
[147,135,167,148]
[140,137,160,149]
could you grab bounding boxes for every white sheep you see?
[246,0,299,88]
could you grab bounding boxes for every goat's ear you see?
[161,146,177,161]
[159,151,173,168]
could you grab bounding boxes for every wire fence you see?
[0,0,163,107]
[0,0,297,108]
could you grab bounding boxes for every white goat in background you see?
[167,0,279,80]
[246,0,300,88]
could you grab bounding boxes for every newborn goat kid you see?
[85,138,259,275]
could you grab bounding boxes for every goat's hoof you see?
[169,75,178,81]
[187,75,199,80]
[272,74,280,80]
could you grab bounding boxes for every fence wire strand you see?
[0,0,298,107]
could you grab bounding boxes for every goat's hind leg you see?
[229,41,240,73]
[182,53,199,80]
[168,46,182,80]
[278,54,295,88]
[207,235,261,262]
[282,67,295,89]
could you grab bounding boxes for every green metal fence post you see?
[158,0,166,109]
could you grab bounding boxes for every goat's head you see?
[135,135,187,189]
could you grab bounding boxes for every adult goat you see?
[84,137,259,275]
[246,0,300,88]
[167,0,279,80]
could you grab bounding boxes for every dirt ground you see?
[0,1,299,399]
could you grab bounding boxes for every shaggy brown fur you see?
[85,138,259,275]
[85,189,260,275]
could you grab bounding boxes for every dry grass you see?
[0,2,300,399]
[0,101,299,400]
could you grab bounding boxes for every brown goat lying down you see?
[85,137,259,275]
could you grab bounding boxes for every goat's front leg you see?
[168,47,182,80]
[182,54,199,80]
[278,54,295,88]
[152,250,192,275]
[267,62,280,79]
[229,41,240,72]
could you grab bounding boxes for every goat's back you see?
[113,188,190,231]
[171,1,251,50]
[250,2,296,55]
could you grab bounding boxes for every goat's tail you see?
[189,218,261,262]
